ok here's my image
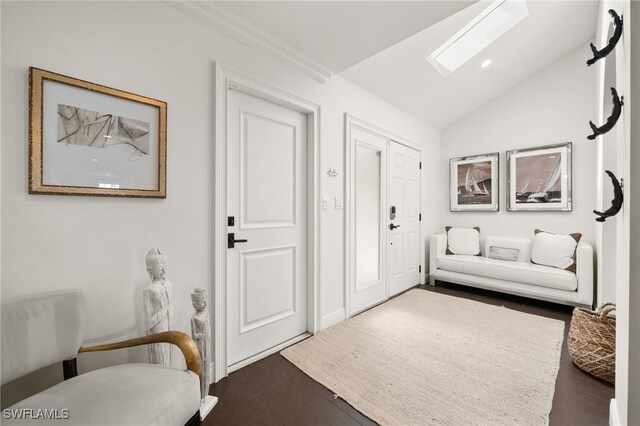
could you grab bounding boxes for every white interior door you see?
[388,141,422,296]
[349,127,387,315]
[227,89,308,367]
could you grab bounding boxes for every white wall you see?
[439,44,598,278]
[607,0,637,423]
[628,3,639,424]
[0,0,439,394]
[600,41,618,305]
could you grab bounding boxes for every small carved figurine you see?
[191,288,213,401]
[143,248,173,366]
[594,170,623,222]
[587,9,623,67]
[587,88,623,140]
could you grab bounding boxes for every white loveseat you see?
[429,234,594,308]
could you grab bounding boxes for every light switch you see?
[335,197,343,209]
[322,197,329,210]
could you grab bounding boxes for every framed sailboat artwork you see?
[449,152,499,212]
[506,143,572,211]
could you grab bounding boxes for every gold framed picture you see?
[29,67,167,198]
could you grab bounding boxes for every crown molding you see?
[164,1,334,83]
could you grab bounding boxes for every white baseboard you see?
[320,308,346,330]
[610,398,620,426]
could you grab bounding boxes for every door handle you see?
[228,233,248,249]
[389,223,400,230]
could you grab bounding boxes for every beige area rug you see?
[281,289,565,426]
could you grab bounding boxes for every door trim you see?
[213,64,320,381]
[344,113,425,319]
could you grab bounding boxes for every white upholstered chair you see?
[1,290,202,425]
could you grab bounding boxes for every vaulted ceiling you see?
[217,1,476,74]
[213,1,599,130]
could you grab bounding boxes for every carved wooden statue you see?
[191,288,213,401]
[143,248,173,366]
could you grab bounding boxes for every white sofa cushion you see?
[445,227,480,255]
[437,255,577,291]
[531,229,582,272]
[5,364,200,425]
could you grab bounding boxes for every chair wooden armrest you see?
[79,331,202,378]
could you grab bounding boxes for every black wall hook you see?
[588,87,623,140]
[594,170,623,222]
[587,9,623,66]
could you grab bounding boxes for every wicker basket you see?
[568,303,616,384]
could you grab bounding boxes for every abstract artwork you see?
[29,67,167,198]
[450,152,499,212]
[507,143,572,211]
[57,104,150,156]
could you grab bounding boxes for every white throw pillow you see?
[531,229,582,272]
[446,226,480,256]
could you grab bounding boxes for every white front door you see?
[227,89,308,367]
[349,122,423,316]
[349,127,388,315]
[388,141,422,296]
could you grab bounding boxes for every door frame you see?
[344,114,425,319]
[213,64,320,381]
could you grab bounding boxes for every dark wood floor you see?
[205,283,614,426]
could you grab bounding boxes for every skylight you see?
[427,0,529,78]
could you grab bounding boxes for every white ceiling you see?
[341,0,599,129]
[214,1,598,130]
[216,1,476,74]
